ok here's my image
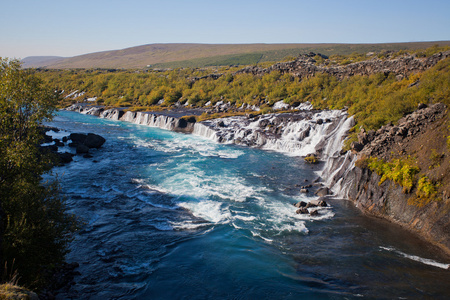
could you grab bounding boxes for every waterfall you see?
[189,110,357,196]
[66,103,357,195]
[118,111,180,131]
[192,123,219,141]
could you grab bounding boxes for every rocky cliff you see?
[337,103,450,254]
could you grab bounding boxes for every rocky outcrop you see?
[40,127,106,164]
[336,103,450,254]
[356,103,447,158]
[235,50,450,80]
[73,133,106,149]
[189,51,450,86]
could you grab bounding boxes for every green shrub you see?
[366,157,419,193]
[409,176,439,207]
[304,154,318,164]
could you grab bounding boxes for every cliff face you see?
[344,166,450,254]
[339,103,450,254]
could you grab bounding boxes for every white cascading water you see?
[191,109,351,157]
[192,123,219,140]
[68,103,357,196]
[120,111,179,131]
[189,109,357,198]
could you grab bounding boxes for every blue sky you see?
[1,0,449,58]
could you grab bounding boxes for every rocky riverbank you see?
[40,126,106,164]
[340,103,450,255]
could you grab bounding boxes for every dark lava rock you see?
[84,133,106,148]
[351,141,364,152]
[296,208,309,214]
[83,154,93,158]
[58,152,74,164]
[305,202,317,209]
[294,201,307,208]
[417,103,428,110]
[76,144,90,154]
[309,210,319,216]
[318,200,328,207]
[69,133,87,144]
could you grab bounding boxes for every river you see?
[44,110,450,299]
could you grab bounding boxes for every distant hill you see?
[22,42,450,69]
[21,56,66,68]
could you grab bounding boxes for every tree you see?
[0,58,77,289]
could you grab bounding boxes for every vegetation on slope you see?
[0,58,77,290]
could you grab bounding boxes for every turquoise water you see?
[45,111,450,299]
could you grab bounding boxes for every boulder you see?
[318,200,328,207]
[309,210,319,216]
[69,133,87,144]
[315,187,330,197]
[305,202,317,209]
[76,144,90,154]
[84,133,106,148]
[294,201,307,208]
[300,189,309,193]
[417,103,427,110]
[296,208,309,214]
[58,152,74,164]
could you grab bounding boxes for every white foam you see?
[178,200,231,224]
[272,222,309,234]
[234,215,257,222]
[158,164,261,203]
[169,221,211,230]
[251,231,274,243]
[380,246,450,270]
